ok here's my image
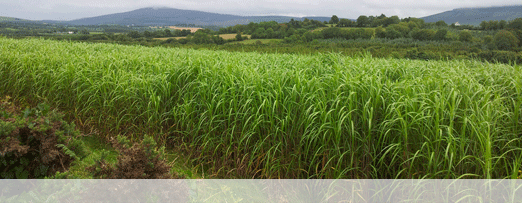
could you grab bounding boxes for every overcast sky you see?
[1,0,520,21]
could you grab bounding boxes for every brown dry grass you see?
[167,26,202,33]
[155,34,251,41]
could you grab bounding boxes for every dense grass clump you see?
[1,37,521,178]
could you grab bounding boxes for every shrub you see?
[433,29,448,41]
[478,50,522,64]
[411,29,435,41]
[387,23,410,36]
[87,134,178,179]
[494,30,519,51]
[375,26,386,38]
[0,98,87,178]
[385,29,402,39]
[483,35,493,44]
[458,31,473,42]
[322,27,342,39]
[405,48,438,60]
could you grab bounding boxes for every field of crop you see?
[234,38,281,44]
[1,37,521,179]
[155,34,252,41]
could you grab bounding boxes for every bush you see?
[375,26,386,38]
[87,135,177,179]
[478,50,522,64]
[411,29,435,41]
[387,23,410,36]
[0,98,87,178]
[433,29,448,41]
[385,29,402,39]
[494,30,519,51]
[459,31,473,42]
[405,48,438,60]
[322,27,342,39]
[483,35,493,44]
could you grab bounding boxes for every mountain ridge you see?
[64,7,332,27]
[2,5,521,27]
[420,5,522,26]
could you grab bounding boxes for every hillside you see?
[65,7,331,26]
[0,16,34,23]
[421,5,522,26]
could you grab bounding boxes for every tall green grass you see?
[1,37,521,178]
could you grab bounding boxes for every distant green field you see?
[1,37,522,179]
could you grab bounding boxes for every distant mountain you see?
[421,5,522,26]
[0,16,51,25]
[0,16,33,22]
[64,7,332,27]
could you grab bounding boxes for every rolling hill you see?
[421,5,522,26]
[0,16,34,23]
[5,5,520,28]
[65,7,332,26]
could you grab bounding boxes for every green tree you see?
[192,30,211,44]
[164,29,173,37]
[508,18,522,30]
[322,27,342,39]
[212,35,225,45]
[235,32,243,41]
[152,30,164,38]
[407,21,420,30]
[483,35,496,50]
[487,20,500,30]
[385,29,402,39]
[383,16,400,27]
[79,29,90,35]
[303,31,315,42]
[374,26,386,38]
[330,15,339,24]
[143,30,153,38]
[127,31,141,38]
[458,30,472,42]
[435,20,447,27]
[252,27,267,39]
[499,20,507,29]
[337,19,354,27]
[356,15,369,27]
[266,28,275,38]
[433,29,448,41]
[484,35,493,44]
[387,23,410,36]
[411,29,435,41]
[494,30,519,51]
[480,21,488,30]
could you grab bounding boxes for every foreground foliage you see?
[1,37,521,179]
[0,95,179,179]
[0,96,85,178]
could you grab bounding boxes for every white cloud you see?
[0,0,520,20]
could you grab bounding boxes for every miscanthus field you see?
[1,37,521,179]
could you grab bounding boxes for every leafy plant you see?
[2,38,522,179]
